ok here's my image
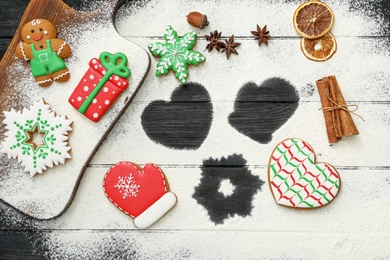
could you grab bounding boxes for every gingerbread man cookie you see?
[15,19,71,87]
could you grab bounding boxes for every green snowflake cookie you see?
[148,25,206,84]
[1,99,73,177]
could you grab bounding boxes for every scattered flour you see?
[1,0,389,258]
[0,0,149,219]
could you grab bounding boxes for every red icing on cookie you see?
[68,53,130,122]
[268,138,341,209]
[103,162,177,228]
[32,32,43,41]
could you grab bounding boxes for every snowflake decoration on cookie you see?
[114,174,140,199]
[1,99,73,177]
[148,25,206,84]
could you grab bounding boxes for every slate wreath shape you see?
[228,77,300,144]
[193,154,264,224]
[141,82,213,150]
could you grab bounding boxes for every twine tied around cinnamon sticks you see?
[320,95,365,122]
[316,76,363,143]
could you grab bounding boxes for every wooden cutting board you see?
[0,0,150,219]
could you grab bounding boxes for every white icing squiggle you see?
[19,42,28,60]
[36,78,53,85]
[53,70,70,81]
[31,19,41,26]
[57,41,67,55]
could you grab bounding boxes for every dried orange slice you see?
[300,32,336,61]
[293,0,334,39]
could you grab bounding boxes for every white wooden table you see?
[1,0,390,258]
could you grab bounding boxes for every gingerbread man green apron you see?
[30,39,68,77]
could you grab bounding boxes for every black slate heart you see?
[141,82,213,150]
[228,77,299,144]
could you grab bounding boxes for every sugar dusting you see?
[43,0,389,257]
[348,0,390,35]
[116,0,388,37]
[1,0,390,258]
[0,0,149,219]
[0,23,117,218]
[42,230,196,259]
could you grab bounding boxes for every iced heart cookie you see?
[103,162,177,229]
[1,99,73,176]
[15,19,71,86]
[268,138,341,208]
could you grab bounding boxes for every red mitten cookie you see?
[103,162,177,229]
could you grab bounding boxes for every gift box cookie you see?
[69,52,131,122]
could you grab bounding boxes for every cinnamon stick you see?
[316,77,341,143]
[329,76,359,136]
[328,77,343,138]
[316,76,359,143]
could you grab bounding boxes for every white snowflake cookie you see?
[1,99,73,176]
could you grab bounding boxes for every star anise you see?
[205,30,225,52]
[251,24,271,46]
[221,35,241,59]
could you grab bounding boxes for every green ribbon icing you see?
[78,52,131,114]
